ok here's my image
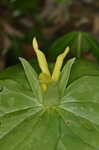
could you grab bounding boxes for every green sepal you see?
[19,57,43,103]
[59,58,75,96]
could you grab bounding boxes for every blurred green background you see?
[0,0,99,71]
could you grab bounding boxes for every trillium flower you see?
[32,37,70,91]
[1,36,98,150]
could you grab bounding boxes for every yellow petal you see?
[40,83,48,92]
[52,47,70,81]
[39,73,52,84]
[32,37,51,76]
[33,37,39,50]
[39,73,52,92]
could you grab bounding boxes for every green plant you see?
[47,32,99,61]
[0,38,99,150]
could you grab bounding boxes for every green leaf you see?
[84,33,99,61]
[59,76,99,149]
[48,32,99,61]
[59,58,75,96]
[69,58,99,84]
[0,79,40,111]
[0,59,40,85]
[0,57,99,149]
[47,32,77,61]
[0,75,99,149]
[19,57,43,103]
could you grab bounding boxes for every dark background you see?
[0,0,99,70]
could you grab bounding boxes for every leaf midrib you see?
[0,107,43,141]
[9,110,46,150]
[57,109,98,150]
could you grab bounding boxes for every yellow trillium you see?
[32,37,70,91]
